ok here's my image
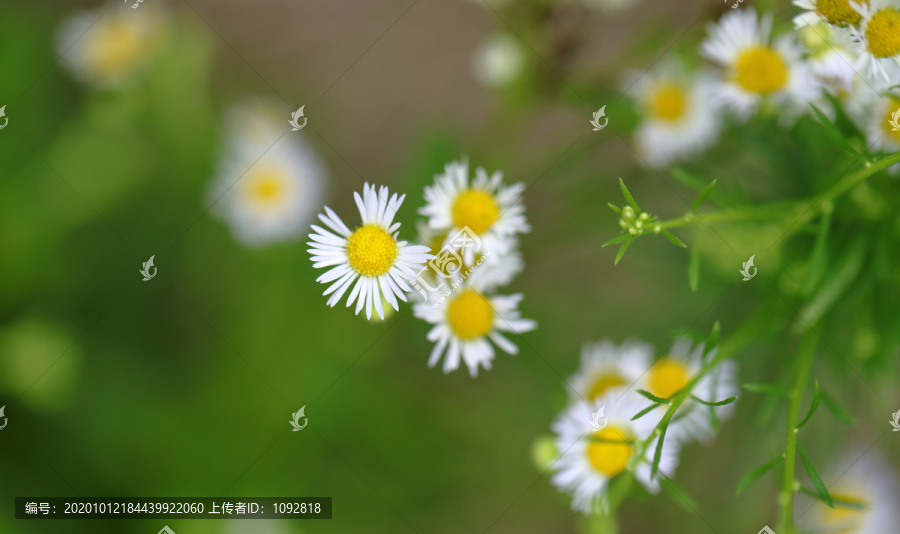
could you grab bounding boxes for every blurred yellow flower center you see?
[452,189,499,235]
[648,84,689,122]
[884,98,900,140]
[648,357,690,399]
[734,46,788,95]
[816,0,863,26]
[347,224,398,276]
[247,170,286,204]
[586,425,633,477]
[866,9,900,59]
[446,290,493,340]
[821,491,867,526]
[87,20,145,79]
[588,373,627,400]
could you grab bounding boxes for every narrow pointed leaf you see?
[615,236,636,265]
[795,380,820,430]
[810,103,858,154]
[820,388,856,425]
[661,229,687,248]
[602,234,631,247]
[689,229,702,292]
[690,395,737,406]
[637,389,670,404]
[659,475,700,513]
[608,203,622,214]
[619,178,640,211]
[798,487,866,509]
[801,211,831,296]
[736,456,783,496]
[690,179,717,212]
[651,423,668,480]
[703,321,720,360]
[631,403,663,421]
[797,441,835,508]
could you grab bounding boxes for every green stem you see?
[778,331,819,534]
[656,151,900,232]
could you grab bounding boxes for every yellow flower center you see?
[586,425,634,477]
[647,357,690,399]
[734,46,789,95]
[347,224,398,277]
[587,373,627,400]
[451,189,500,235]
[883,98,900,141]
[648,83,689,122]
[446,290,494,340]
[87,19,146,80]
[246,169,286,205]
[866,8,900,59]
[816,0,864,26]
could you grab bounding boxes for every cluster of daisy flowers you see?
[626,4,900,168]
[548,336,737,514]
[308,159,537,377]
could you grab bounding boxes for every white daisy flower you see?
[463,244,523,291]
[638,339,738,445]
[701,9,820,122]
[210,102,327,247]
[795,13,864,93]
[420,160,530,265]
[308,183,433,320]
[569,340,653,402]
[550,393,680,514]
[797,449,900,534]
[412,277,536,376]
[625,62,721,167]
[793,0,867,26]
[860,93,900,172]
[472,34,525,88]
[57,1,165,89]
[848,0,900,81]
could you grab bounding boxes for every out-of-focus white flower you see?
[701,9,820,123]
[472,34,525,88]
[624,61,721,167]
[847,0,900,81]
[57,1,165,88]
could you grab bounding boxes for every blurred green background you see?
[1,1,898,533]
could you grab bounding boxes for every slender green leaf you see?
[661,229,686,248]
[703,321,720,360]
[795,380,820,430]
[690,179,717,212]
[797,441,835,508]
[602,234,631,247]
[820,388,856,425]
[636,389,670,404]
[736,456,784,496]
[688,228,702,293]
[796,239,866,331]
[614,236,636,265]
[619,178,641,211]
[742,383,790,395]
[608,202,622,215]
[801,211,831,296]
[651,423,668,480]
[659,475,701,513]
[810,103,858,154]
[631,403,663,421]
[798,487,867,510]
[690,395,738,406]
